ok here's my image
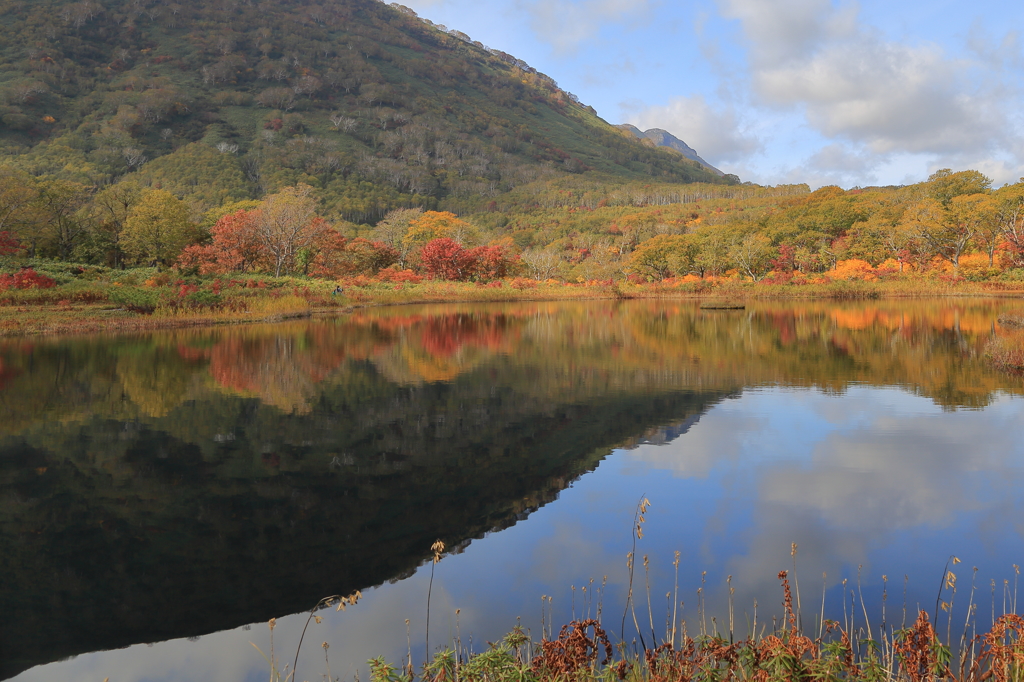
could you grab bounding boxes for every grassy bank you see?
[4,260,1024,337]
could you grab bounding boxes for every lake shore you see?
[3,275,1024,337]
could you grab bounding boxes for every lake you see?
[2,298,1024,681]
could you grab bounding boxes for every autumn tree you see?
[294,218,346,276]
[968,196,1000,266]
[626,234,696,280]
[520,248,562,280]
[32,179,92,260]
[0,230,19,256]
[372,207,422,267]
[729,233,774,281]
[177,208,265,274]
[122,190,197,268]
[255,184,323,277]
[693,227,730,277]
[464,240,518,280]
[927,169,992,206]
[905,195,991,270]
[341,238,399,275]
[615,212,658,254]
[0,168,37,238]
[91,181,141,268]
[420,237,476,280]
[404,211,476,248]
[994,182,1024,268]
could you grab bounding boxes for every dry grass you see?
[350,567,1024,682]
[5,273,1024,338]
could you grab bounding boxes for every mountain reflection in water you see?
[2,299,1024,681]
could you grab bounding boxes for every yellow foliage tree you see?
[122,189,197,268]
[403,211,476,247]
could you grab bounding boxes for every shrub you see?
[0,268,56,290]
[108,286,162,314]
[182,289,224,309]
[377,267,424,284]
[510,277,538,290]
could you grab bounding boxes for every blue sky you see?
[394,0,1024,189]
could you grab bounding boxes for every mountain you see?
[0,0,734,224]
[616,124,726,177]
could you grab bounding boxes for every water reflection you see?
[3,299,1024,681]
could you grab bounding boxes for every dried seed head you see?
[314,615,322,624]
[791,543,798,557]
[268,618,276,631]
[322,642,329,650]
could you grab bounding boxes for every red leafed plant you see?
[0,231,20,256]
[0,268,56,290]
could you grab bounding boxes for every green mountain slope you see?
[0,0,733,223]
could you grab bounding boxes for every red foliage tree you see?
[306,229,349,278]
[178,209,265,274]
[770,244,796,273]
[464,243,518,281]
[420,237,477,281]
[0,231,20,256]
[344,238,399,274]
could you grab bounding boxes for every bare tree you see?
[255,185,320,276]
[521,249,561,280]
[122,147,148,171]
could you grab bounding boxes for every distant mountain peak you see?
[615,125,724,176]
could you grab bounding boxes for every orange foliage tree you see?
[464,242,519,280]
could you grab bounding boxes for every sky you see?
[393,0,1024,189]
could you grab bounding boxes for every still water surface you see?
[3,299,1024,681]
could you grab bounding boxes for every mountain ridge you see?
[615,124,725,176]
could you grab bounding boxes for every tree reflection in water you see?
[1,298,1023,679]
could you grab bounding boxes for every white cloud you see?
[718,0,858,66]
[626,94,763,164]
[516,0,654,54]
[715,0,1024,179]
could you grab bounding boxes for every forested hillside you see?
[0,0,729,223]
[3,0,1024,299]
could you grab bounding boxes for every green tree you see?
[626,233,695,280]
[35,179,91,260]
[693,226,730,277]
[904,194,992,270]
[122,190,197,268]
[0,167,37,236]
[993,182,1024,268]
[927,169,992,206]
[91,181,142,268]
